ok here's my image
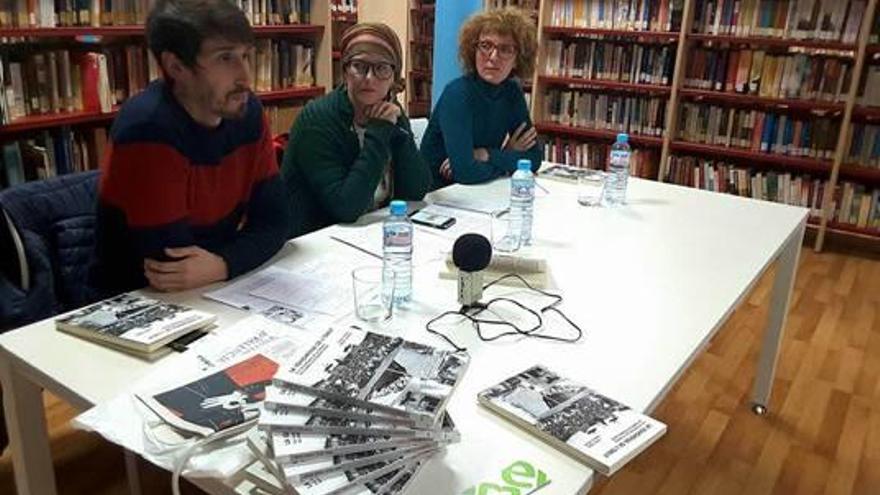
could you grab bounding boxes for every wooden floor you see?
[1,247,879,494]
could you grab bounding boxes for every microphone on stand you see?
[452,233,493,310]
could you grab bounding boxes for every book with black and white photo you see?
[272,326,469,428]
[478,365,667,476]
[539,163,596,182]
[55,293,216,358]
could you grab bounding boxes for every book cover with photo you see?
[55,293,216,357]
[272,326,469,428]
[140,353,279,436]
[538,163,597,183]
[478,365,667,476]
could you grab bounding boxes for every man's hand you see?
[365,102,402,125]
[504,122,538,151]
[144,246,228,292]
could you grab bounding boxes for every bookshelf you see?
[408,0,435,117]
[532,0,880,249]
[330,1,358,86]
[0,0,334,189]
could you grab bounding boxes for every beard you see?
[216,89,250,120]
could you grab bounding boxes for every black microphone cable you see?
[425,273,584,352]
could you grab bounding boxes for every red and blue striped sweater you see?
[92,80,289,294]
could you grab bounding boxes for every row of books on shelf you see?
[486,0,540,9]
[543,89,667,136]
[250,39,315,93]
[857,65,880,108]
[1,126,105,189]
[676,103,839,158]
[543,138,660,177]
[691,0,865,42]
[666,155,880,230]
[684,47,850,102]
[0,0,313,28]
[548,0,684,32]
[543,40,675,86]
[1,50,121,123]
[846,123,880,168]
[410,49,433,73]
[409,78,431,104]
[0,41,315,124]
[329,0,356,13]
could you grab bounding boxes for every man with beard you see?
[92,0,289,294]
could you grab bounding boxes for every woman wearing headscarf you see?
[281,23,431,238]
[420,7,541,187]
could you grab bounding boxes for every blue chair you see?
[0,170,101,332]
[0,170,101,454]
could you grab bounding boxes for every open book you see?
[478,365,666,476]
[55,293,215,359]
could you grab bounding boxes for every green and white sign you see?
[461,459,551,495]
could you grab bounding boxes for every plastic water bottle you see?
[383,200,412,306]
[605,133,630,206]
[509,159,536,246]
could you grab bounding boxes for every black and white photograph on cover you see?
[481,365,628,441]
[259,305,305,326]
[312,332,466,419]
[147,353,279,434]
[57,293,162,335]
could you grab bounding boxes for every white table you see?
[0,176,807,495]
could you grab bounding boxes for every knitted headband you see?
[340,23,405,94]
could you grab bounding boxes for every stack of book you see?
[846,123,880,168]
[245,326,470,494]
[857,66,880,108]
[1,126,108,187]
[251,40,316,92]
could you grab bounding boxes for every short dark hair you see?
[146,0,254,69]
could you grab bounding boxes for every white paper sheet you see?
[204,266,333,328]
[247,258,362,317]
[330,222,449,266]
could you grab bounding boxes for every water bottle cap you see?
[516,159,532,171]
[616,133,628,143]
[389,200,407,215]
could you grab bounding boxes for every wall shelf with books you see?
[686,34,856,52]
[540,76,672,94]
[0,24,325,38]
[536,122,664,146]
[407,0,435,118]
[543,26,681,41]
[0,87,325,138]
[678,89,845,113]
[669,141,835,174]
[330,0,357,86]
[0,0,335,191]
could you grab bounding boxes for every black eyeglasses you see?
[345,60,396,80]
[476,40,517,60]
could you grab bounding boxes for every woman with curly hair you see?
[281,23,431,237]
[420,7,541,187]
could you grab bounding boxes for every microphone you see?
[452,233,492,309]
